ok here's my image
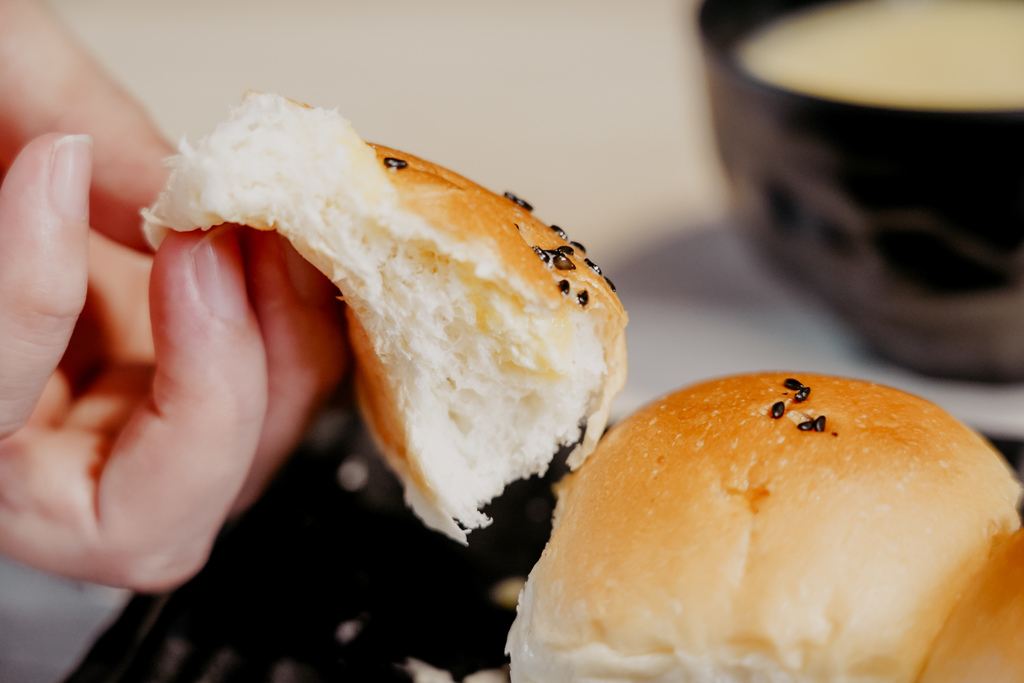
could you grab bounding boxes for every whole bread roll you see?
[506,373,1021,682]
[918,529,1024,683]
[142,92,627,541]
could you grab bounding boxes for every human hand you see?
[0,1,348,591]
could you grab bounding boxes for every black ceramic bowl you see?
[699,0,1024,381]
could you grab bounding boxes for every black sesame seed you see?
[504,192,533,212]
[784,378,804,391]
[532,246,551,264]
[558,279,570,295]
[585,258,602,275]
[794,386,810,403]
[577,290,589,307]
[771,402,785,419]
[552,253,576,270]
[814,415,826,432]
[798,420,815,431]
[604,276,616,292]
[383,157,408,169]
[556,245,575,256]
[570,241,587,254]
[550,224,568,240]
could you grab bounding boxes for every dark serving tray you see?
[64,408,569,683]
[61,403,1024,683]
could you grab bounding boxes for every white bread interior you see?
[142,92,627,541]
[506,372,1022,682]
[918,528,1024,683]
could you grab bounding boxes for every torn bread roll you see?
[918,528,1024,683]
[506,373,1021,683]
[142,92,627,541]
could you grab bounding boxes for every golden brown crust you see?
[918,529,1024,682]
[369,143,625,320]
[344,308,428,493]
[353,144,627,491]
[523,373,1021,681]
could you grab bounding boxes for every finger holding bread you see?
[0,227,268,590]
[87,227,267,589]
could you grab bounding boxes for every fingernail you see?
[282,236,332,306]
[191,229,249,321]
[50,135,93,221]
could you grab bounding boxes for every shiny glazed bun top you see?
[142,92,627,541]
[507,373,1021,683]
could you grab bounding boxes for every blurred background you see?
[52,0,727,262]
[3,0,1024,681]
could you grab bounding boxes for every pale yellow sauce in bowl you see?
[739,0,1024,111]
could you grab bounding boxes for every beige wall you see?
[48,0,727,266]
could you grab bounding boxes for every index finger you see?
[0,0,173,251]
